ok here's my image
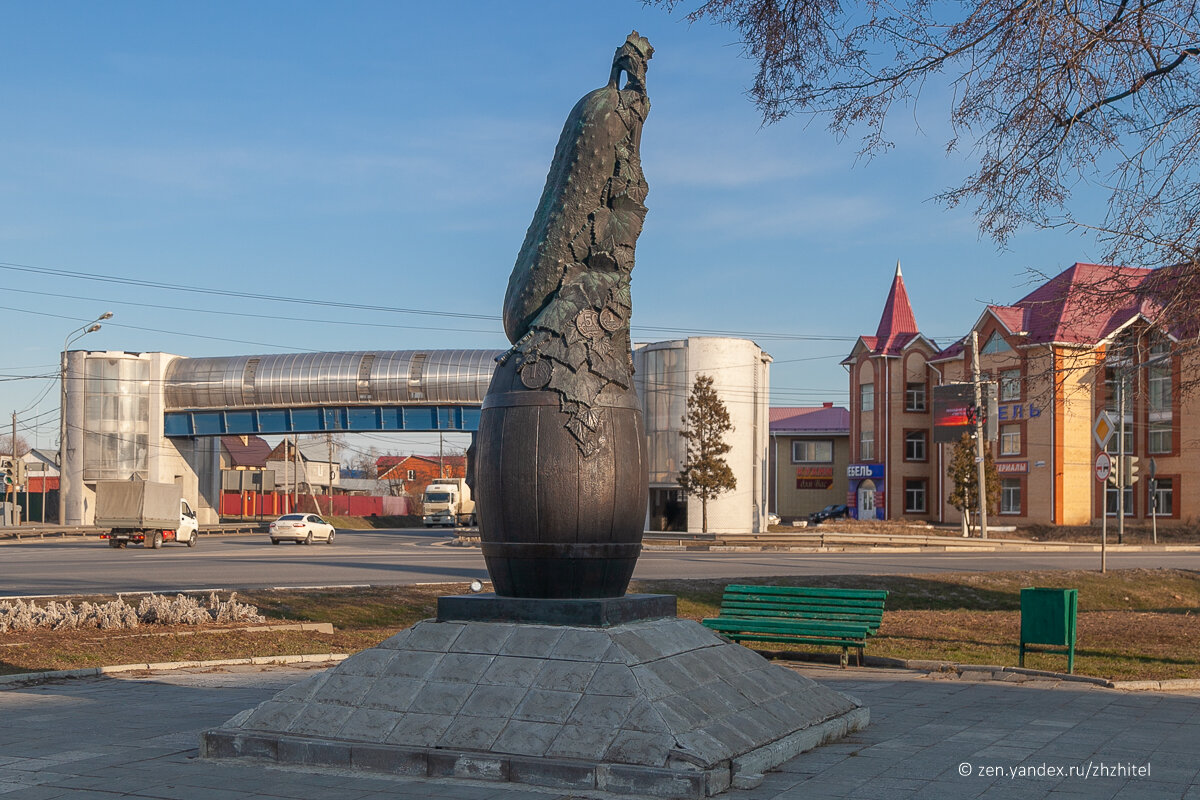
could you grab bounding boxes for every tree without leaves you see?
[655,0,1200,380]
[677,374,737,533]
[947,433,1000,536]
[0,434,30,458]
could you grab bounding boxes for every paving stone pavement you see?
[1,661,1197,799]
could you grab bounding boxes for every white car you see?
[269,513,335,545]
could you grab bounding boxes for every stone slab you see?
[202,614,867,799]
[437,593,677,627]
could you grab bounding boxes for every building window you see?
[1001,478,1022,515]
[860,383,874,412]
[905,382,927,412]
[1104,335,1135,454]
[859,430,874,461]
[1105,484,1134,516]
[1148,338,1172,454]
[1151,477,1173,516]
[904,479,927,513]
[999,423,1021,456]
[999,369,1021,402]
[981,332,1014,354]
[792,440,833,463]
[904,430,927,462]
[407,469,415,481]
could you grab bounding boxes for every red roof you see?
[986,305,1027,334]
[770,405,850,434]
[872,263,921,355]
[1010,263,1153,344]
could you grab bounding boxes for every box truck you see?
[96,479,199,549]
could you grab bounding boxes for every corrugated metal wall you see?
[163,350,502,410]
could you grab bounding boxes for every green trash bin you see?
[1020,587,1078,674]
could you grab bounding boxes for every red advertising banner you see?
[796,466,834,490]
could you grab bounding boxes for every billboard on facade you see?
[933,383,974,444]
[796,466,834,490]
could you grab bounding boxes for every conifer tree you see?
[947,433,1000,536]
[677,374,736,533]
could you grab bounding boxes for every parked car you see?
[807,504,850,525]
[269,513,335,545]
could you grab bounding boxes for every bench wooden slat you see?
[725,585,888,601]
[702,618,872,637]
[717,602,881,616]
[717,608,883,630]
[704,583,888,667]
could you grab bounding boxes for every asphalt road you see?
[3,528,1199,598]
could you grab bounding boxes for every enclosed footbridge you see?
[163,349,503,436]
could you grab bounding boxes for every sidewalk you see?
[1,662,1197,799]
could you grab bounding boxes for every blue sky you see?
[0,1,1097,457]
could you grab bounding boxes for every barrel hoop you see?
[482,390,640,411]
[481,542,643,560]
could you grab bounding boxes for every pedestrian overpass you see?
[161,349,502,437]
[61,348,502,525]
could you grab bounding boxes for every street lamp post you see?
[59,312,113,524]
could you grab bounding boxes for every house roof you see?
[1007,263,1155,344]
[21,449,59,466]
[378,454,468,480]
[265,440,343,463]
[221,435,272,468]
[769,405,850,434]
[872,262,921,355]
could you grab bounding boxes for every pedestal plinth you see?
[202,601,867,799]
[437,592,676,627]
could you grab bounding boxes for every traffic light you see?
[1107,458,1121,486]
[0,457,12,489]
[1123,455,1141,485]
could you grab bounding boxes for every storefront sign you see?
[796,466,834,490]
[847,464,885,479]
[996,461,1028,474]
[997,403,1043,421]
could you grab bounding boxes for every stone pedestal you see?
[202,599,867,799]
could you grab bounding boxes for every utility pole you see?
[292,434,299,511]
[439,432,445,478]
[327,433,334,499]
[970,332,989,539]
[8,411,15,525]
[1117,371,1126,545]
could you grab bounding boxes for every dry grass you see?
[1,570,1196,682]
[771,517,1200,544]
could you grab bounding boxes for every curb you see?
[0,653,348,688]
[859,656,1200,692]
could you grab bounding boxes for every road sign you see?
[1093,412,1115,449]
[1094,452,1111,483]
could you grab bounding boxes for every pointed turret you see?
[873,260,920,355]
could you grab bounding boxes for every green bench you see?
[701,584,888,667]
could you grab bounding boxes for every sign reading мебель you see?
[932,383,974,444]
[847,463,885,520]
[996,403,1043,421]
